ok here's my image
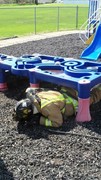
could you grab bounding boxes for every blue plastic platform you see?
[1,53,101,122]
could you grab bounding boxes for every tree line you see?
[0,0,39,5]
[0,0,55,5]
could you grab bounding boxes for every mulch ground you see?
[0,34,101,180]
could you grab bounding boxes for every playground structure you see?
[80,0,101,61]
[79,0,101,44]
[81,23,101,60]
[1,53,101,123]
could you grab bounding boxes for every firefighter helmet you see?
[13,98,33,121]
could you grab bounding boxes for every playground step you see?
[85,34,94,45]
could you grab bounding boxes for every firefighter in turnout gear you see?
[13,84,101,128]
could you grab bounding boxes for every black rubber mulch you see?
[0,34,101,180]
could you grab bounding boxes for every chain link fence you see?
[0,6,88,38]
[34,6,88,34]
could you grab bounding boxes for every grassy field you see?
[0,4,88,39]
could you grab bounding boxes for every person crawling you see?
[13,85,101,128]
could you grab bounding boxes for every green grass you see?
[0,4,88,39]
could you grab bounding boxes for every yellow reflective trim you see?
[64,94,78,111]
[45,119,52,127]
[61,87,67,92]
[61,107,65,113]
[41,95,65,109]
[23,109,30,114]
[65,96,72,104]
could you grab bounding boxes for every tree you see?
[15,0,20,3]
[35,0,38,5]
[15,0,24,3]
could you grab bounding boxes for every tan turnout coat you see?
[26,84,101,127]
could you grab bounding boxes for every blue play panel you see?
[0,53,101,92]
[1,53,101,122]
